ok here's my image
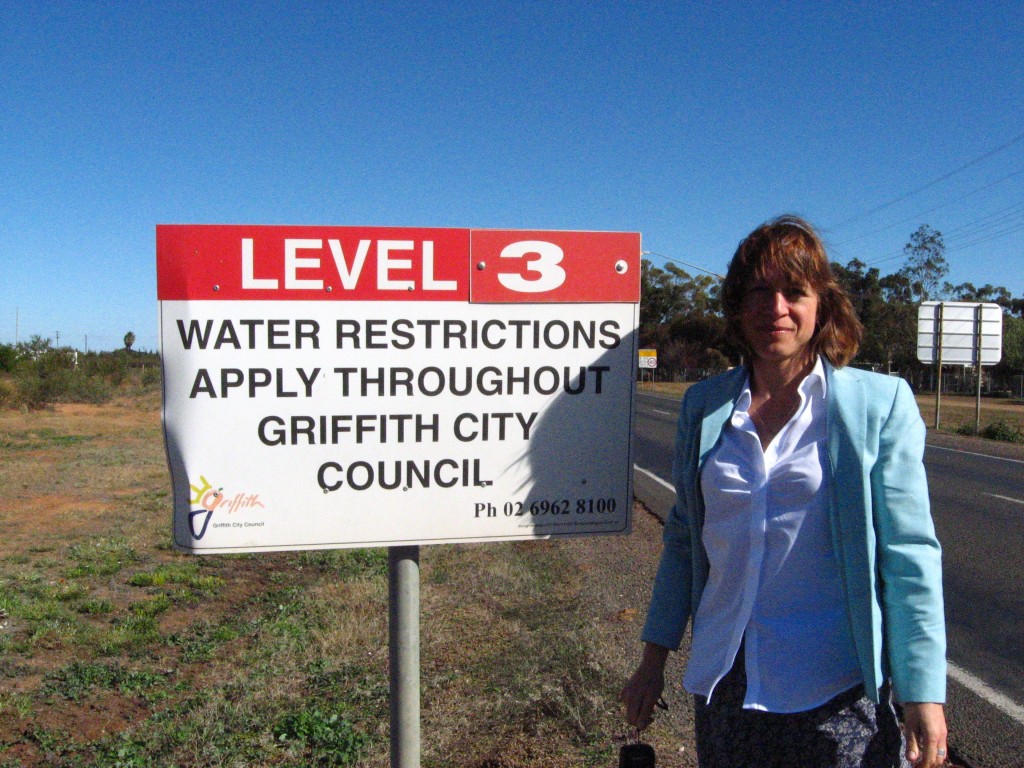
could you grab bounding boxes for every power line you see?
[641,250,725,280]
[830,130,1024,230]
[834,166,1024,246]
[863,203,1024,269]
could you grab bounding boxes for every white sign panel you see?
[158,225,640,553]
[638,349,657,369]
[917,301,1003,365]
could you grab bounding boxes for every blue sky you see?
[2,1,1022,352]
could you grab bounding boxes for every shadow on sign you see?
[506,329,638,539]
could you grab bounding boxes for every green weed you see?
[0,691,34,719]
[28,726,71,756]
[43,661,122,700]
[91,614,162,656]
[306,662,388,715]
[77,598,114,615]
[128,561,224,595]
[274,707,370,766]
[168,619,242,662]
[130,593,173,617]
[291,547,388,578]
[0,429,93,451]
[42,661,167,701]
[65,537,140,578]
[335,548,389,579]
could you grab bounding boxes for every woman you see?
[621,216,948,767]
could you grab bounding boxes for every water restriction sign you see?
[157,225,641,553]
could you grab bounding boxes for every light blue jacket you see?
[641,361,946,704]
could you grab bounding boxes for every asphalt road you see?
[632,390,1024,768]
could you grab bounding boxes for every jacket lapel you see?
[698,366,747,469]
[824,363,877,690]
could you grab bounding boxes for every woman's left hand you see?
[902,702,948,766]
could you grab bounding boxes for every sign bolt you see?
[614,260,628,274]
[476,262,486,270]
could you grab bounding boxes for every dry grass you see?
[0,391,689,767]
[640,379,1024,436]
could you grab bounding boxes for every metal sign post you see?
[638,349,657,390]
[389,546,420,768]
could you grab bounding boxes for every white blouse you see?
[684,357,862,712]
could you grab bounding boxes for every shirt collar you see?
[803,356,827,400]
[735,355,827,415]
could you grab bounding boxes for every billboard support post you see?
[389,546,420,768]
[935,302,944,430]
[975,304,984,433]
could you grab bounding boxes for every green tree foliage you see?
[639,259,728,380]
[0,343,17,372]
[16,334,53,360]
[833,260,917,373]
[0,337,160,409]
[124,331,136,352]
[900,224,948,303]
[993,314,1024,381]
[944,281,1013,305]
[638,225,1022,385]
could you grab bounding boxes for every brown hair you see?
[721,215,862,368]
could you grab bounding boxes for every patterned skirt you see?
[693,646,909,768]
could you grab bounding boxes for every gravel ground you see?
[559,502,699,767]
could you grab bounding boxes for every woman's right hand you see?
[620,643,670,730]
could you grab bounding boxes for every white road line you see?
[634,464,674,493]
[630,466,1024,724]
[948,661,1024,725]
[637,392,681,404]
[632,466,1024,726]
[986,492,1024,505]
[926,444,1024,465]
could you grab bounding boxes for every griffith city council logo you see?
[188,475,266,540]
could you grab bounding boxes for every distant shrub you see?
[16,369,112,408]
[0,344,17,373]
[0,349,160,409]
[980,419,1024,443]
[141,364,162,386]
[0,377,24,409]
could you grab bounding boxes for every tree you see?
[833,259,885,359]
[944,281,1013,306]
[124,331,136,352]
[0,343,17,372]
[16,335,52,361]
[637,259,726,379]
[900,225,948,303]
[639,261,716,330]
[1002,315,1024,373]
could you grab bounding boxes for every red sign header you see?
[157,225,640,303]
